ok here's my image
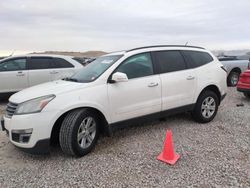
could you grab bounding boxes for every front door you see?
[107,52,162,123]
[0,58,28,93]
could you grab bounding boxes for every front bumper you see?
[1,110,58,154]
[15,138,50,155]
[237,87,250,94]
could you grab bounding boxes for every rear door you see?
[152,50,197,110]
[50,57,76,80]
[0,57,28,93]
[27,57,53,86]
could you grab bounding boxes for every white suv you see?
[0,54,83,94]
[1,46,227,156]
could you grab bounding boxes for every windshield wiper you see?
[62,77,79,82]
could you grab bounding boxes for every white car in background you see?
[0,54,83,94]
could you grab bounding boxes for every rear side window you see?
[0,58,26,72]
[182,50,213,68]
[51,58,74,68]
[154,51,186,73]
[29,57,52,70]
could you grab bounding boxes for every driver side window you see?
[0,58,27,72]
[115,53,154,79]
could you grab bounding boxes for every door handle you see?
[50,71,59,74]
[148,82,159,87]
[16,71,25,76]
[186,76,195,80]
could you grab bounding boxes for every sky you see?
[0,0,250,56]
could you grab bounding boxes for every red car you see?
[237,70,250,98]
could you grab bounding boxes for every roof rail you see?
[127,45,205,52]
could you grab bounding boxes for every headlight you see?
[15,95,55,115]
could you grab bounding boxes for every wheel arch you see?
[227,67,241,86]
[197,85,222,105]
[229,67,241,74]
[50,106,109,145]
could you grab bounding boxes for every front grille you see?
[6,102,18,118]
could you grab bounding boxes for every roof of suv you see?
[106,45,207,56]
[127,45,205,52]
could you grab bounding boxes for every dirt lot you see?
[0,88,249,187]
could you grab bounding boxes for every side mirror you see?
[111,72,128,82]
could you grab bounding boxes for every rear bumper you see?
[237,82,250,93]
[237,82,250,91]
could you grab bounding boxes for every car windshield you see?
[68,55,123,83]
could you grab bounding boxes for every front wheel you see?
[192,90,219,123]
[59,109,100,157]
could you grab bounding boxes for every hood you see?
[10,80,89,103]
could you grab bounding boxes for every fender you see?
[195,82,222,101]
[46,101,111,136]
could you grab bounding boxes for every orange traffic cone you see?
[157,130,180,165]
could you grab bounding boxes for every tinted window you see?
[0,58,26,72]
[218,57,237,61]
[115,53,153,79]
[154,51,186,73]
[51,58,74,68]
[29,57,52,70]
[182,50,213,68]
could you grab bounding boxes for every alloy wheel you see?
[201,97,216,118]
[77,117,96,149]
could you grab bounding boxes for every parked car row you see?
[1,45,228,157]
[218,56,250,87]
[73,57,96,66]
[0,54,83,94]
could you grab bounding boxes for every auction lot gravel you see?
[0,88,249,187]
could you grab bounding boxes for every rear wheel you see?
[192,90,219,123]
[227,71,240,87]
[243,93,250,98]
[59,109,100,157]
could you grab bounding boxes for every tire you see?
[59,109,100,157]
[243,93,250,98]
[227,71,240,87]
[192,90,219,123]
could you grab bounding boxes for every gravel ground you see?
[0,88,249,187]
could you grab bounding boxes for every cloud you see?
[0,0,250,55]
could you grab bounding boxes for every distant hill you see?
[212,49,250,56]
[31,51,107,58]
